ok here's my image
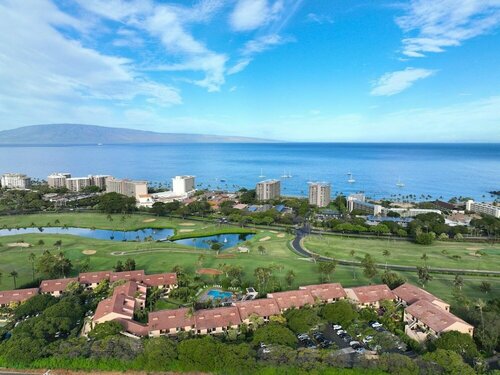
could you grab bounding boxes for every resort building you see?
[344,284,395,308]
[172,175,196,196]
[466,200,500,218]
[299,283,346,304]
[256,179,281,201]
[94,288,137,324]
[0,288,39,308]
[382,207,442,218]
[234,298,281,324]
[39,277,78,297]
[90,175,111,190]
[79,271,112,289]
[47,172,71,188]
[347,194,383,215]
[308,182,331,207]
[109,270,146,283]
[143,273,178,291]
[393,283,450,311]
[404,299,474,342]
[106,177,148,199]
[65,176,91,192]
[267,290,315,311]
[194,306,242,335]
[148,308,195,337]
[0,173,31,189]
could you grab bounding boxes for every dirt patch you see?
[277,233,285,238]
[179,222,196,226]
[142,218,157,223]
[196,268,223,275]
[179,229,194,233]
[259,236,271,242]
[466,247,483,251]
[216,254,236,259]
[270,230,278,233]
[82,249,96,255]
[7,242,31,248]
[468,252,481,257]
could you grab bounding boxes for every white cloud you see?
[306,13,333,24]
[229,0,271,31]
[370,68,436,96]
[0,0,181,114]
[396,0,500,57]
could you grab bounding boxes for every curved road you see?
[291,226,500,276]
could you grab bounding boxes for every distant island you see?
[0,124,276,145]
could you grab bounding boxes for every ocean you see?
[0,143,498,200]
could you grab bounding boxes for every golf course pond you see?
[0,227,254,250]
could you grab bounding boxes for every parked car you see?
[343,335,353,342]
[332,324,342,330]
[259,342,267,348]
[297,333,310,341]
[369,321,382,328]
[355,347,366,354]
[349,341,361,347]
[336,330,346,336]
[363,336,373,344]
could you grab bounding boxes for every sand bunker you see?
[179,223,196,226]
[216,254,236,259]
[468,252,481,257]
[270,230,278,233]
[179,229,194,233]
[142,218,157,223]
[466,247,483,251]
[7,242,31,248]
[259,236,271,242]
[196,268,223,275]
[82,249,96,255]
[277,233,285,238]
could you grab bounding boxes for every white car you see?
[336,330,346,336]
[363,336,373,343]
[332,324,342,330]
[349,341,361,347]
[370,322,382,328]
[297,333,309,340]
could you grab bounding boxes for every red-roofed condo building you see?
[299,283,346,303]
[267,290,315,311]
[344,284,395,308]
[40,278,78,297]
[0,288,39,307]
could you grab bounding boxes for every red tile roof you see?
[234,298,280,320]
[299,283,346,302]
[393,283,448,307]
[0,288,39,305]
[79,271,111,284]
[114,281,147,301]
[119,318,149,336]
[143,273,177,287]
[40,278,78,293]
[94,292,135,321]
[148,308,195,332]
[194,306,242,331]
[110,270,145,283]
[348,284,395,304]
[267,290,315,310]
[405,299,473,333]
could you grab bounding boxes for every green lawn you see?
[0,213,498,305]
[303,234,500,271]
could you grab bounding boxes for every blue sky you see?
[0,0,499,142]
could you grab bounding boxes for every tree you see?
[378,353,419,375]
[361,254,378,279]
[318,260,337,281]
[137,336,177,371]
[98,192,137,214]
[254,267,273,292]
[423,349,475,375]
[258,245,266,255]
[284,308,320,333]
[381,270,406,289]
[320,300,358,327]
[124,258,136,271]
[415,232,435,245]
[432,331,479,362]
[420,252,429,264]
[252,323,297,348]
[479,281,491,294]
[453,274,464,290]
[285,270,295,287]
[88,321,123,340]
[417,266,432,287]
[28,252,36,281]
[9,270,18,288]
[382,249,391,269]
[113,260,124,272]
[349,249,356,279]
[197,254,206,267]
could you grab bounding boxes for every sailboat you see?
[287,170,293,178]
[396,177,405,188]
[258,169,266,178]
[281,169,290,178]
[347,172,356,183]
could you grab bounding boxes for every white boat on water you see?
[258,169,265,178]
[396,178,405,188]
[347,172,356,183]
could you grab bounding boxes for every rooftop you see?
[393,283,448,307]
[142,273,177,287]
[299,283,346,302]
[79,271,112,284]
[0,288,39,305]
[406,299,472,333]
[346,284,395,304]
[194,306,242,330]
[267,290,315,310]
[110,270,145,283]
[40,277,78,293]
[234,298,281,320]
[148,308,195,332]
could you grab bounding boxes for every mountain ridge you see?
[0,124,277,145]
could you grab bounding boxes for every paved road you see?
[291,226,500,276]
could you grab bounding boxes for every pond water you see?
[172,233,254,250]
[0,226,174,241]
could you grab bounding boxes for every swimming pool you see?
[207,289,233,300]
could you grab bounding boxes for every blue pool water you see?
[173,233,254,250]
[207,289,233,300]
[0,226,174,241]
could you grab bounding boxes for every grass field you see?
[303,234,500,271]
[0,213,498,304]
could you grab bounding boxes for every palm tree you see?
[0,272,2,286]
[382,249,390,270]
[476,299,486,338]
[453,274,464,290]
[350,249,356,279]
[421,252,428,265]
[28,252,36,281]
[10,270,19,288]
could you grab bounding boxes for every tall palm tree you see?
[10,270,19,288]
[350,249,356,279]
[421,252,428,265]
[28,252,36,281]
[382,249,390,270]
